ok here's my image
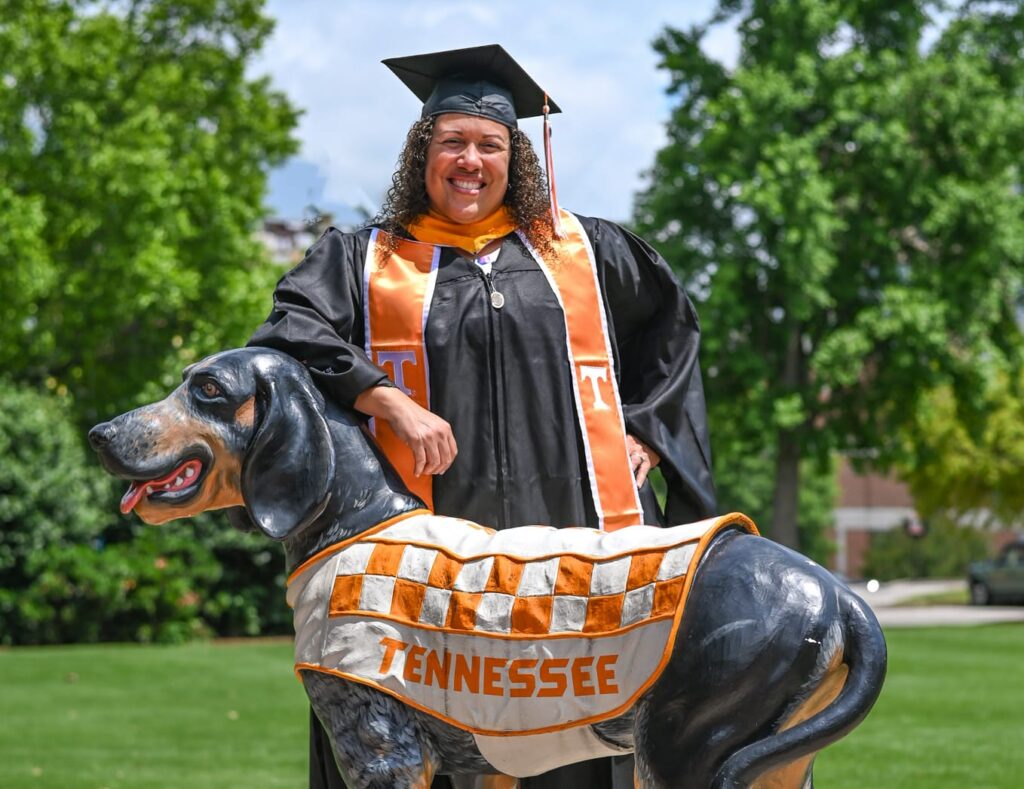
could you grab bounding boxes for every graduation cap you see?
[383,44,566,237]
[382,44,560,129]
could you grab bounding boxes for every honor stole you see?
[362,210,643,531]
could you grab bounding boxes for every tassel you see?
[543,94,564,239]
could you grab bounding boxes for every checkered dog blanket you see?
[287,510,757,776]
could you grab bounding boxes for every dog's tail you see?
[711,589,887,789]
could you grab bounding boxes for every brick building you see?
[830,456,1021,579]
[830,456,917,579]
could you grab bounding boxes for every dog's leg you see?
[303,671,441,789]
[631,697,662,789]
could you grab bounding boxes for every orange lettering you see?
[537,658,569,698]
[454,653,480,693]
[571,656,596,696]
[596,654,619,694]
[378,637,409,673]
[424,649,451,690]
[482,656,507,696]
[403,645,426,683]
[508,659,538,698]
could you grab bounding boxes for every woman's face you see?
[425,113,511,224]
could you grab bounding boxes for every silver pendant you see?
[490,291,505,309]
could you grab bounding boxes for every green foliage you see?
[186,513,292,638]
[16,525,220,644]
[635,0,1024,547]
[711,437,836,563]
[0,378,109,638]
[0,0,299,426]
[0,0,298,644]
[861,516,989,580]
[896,374,1024,524]
[12,513,290,645]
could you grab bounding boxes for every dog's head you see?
[89,348,336,540]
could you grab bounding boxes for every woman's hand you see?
[354,386,458,476]
[626,434,660,487]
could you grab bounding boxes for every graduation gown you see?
[249,214,715,529]
[249,214,716,788]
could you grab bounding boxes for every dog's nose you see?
[88,422,117,450]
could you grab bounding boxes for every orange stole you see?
[518,211,642,531]
[364,216,642,530]
[363,230,440,508]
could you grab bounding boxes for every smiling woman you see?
[249,44,717,789]
[425,115,511,224]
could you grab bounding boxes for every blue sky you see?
[254,1,739,223]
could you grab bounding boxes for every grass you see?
[1,626,1022,788]
[0,640,307,788]
[894,588,971,606]
[815,624,1024,788]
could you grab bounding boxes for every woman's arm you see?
[248,228,389,405]
[249,227,456,475]
[354,386,457,476]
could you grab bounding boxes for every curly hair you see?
[371,116,556,260]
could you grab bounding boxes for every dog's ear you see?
[240,355,337,540]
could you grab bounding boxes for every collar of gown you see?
[406,206,516,255]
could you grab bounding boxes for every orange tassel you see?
[543,94,564,239]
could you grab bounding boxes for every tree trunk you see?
[772,325,802,549]
[771,429,801,549]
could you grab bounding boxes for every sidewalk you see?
[848,578,1024,627]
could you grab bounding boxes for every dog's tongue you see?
[119,460,201,515]
[120,482,147,514]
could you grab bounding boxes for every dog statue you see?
[89,347,886,788]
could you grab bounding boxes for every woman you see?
[250,45,716,789]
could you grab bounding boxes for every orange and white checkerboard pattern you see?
[287,511,757,639]
[327,536,696,637]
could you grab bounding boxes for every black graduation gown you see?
[250,214,715,527]
[248,214,717,788]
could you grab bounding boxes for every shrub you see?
[187,513,292,638]
[0,379,109,643]
[862,516,990,580]
[12,514,291,646]
[17,525,220,644]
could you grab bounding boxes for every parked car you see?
[968,539,1024,605]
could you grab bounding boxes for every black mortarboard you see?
[382,44,561,129]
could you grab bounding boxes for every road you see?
[848,578,1024,627]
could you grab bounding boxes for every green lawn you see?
[894,588,971,607]
[1,626,1022,787]
[816,625,1024,788]
[0,640,307,788]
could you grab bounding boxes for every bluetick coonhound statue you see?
[90,348,886,789]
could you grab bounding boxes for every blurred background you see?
[1,1,1022,787]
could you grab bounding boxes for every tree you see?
[635,0,1024,548]
[0,0,299,426]
[0,1,299,643]
[896,372,1024,526]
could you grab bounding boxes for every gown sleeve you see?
[580,216,718,525]
[247,227,392,408]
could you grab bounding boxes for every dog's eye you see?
[200,381,222,398]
